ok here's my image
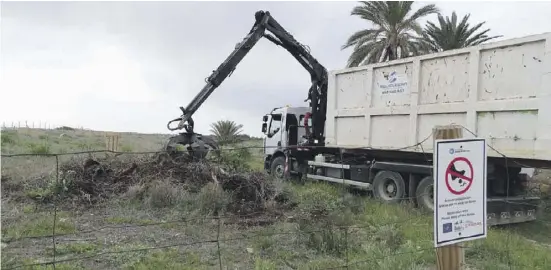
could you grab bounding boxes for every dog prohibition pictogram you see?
[445,157,474,195]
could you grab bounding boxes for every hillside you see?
[1,127,550,270]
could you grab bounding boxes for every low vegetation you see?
[1,126,550,269]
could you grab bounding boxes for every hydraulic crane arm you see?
[167,10,328,146]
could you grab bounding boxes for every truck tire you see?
[416,176,434,211]
[270,156,286,180]
[373,171,406,203]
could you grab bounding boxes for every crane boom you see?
[167,10,328,147]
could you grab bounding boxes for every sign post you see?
[433,125,487,270]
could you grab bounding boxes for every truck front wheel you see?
[416,176,434,211]
[373,171,406,203]
[270,156,286,180]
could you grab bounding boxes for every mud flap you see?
[408,174,418,205]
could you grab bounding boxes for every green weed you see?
[125,248,209,270]
[27,142,51,154]
[2,212,76,240]
[1,131,17,145]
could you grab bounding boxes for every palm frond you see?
[344,1,436,67]
[341,29,383,50]
[209,120,244,145]
[346,40,384,67]
[421,11,501,51]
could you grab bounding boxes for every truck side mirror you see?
[262,123,267,133]
[262,115,268,122]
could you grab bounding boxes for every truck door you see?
[264,113,283,156]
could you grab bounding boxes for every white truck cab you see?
[261,106,311,177]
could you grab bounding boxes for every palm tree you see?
[421,12,502,52]
[209,120,244,145]
[342,1,439,67]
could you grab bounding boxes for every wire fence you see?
[1,132,550,269]
[1,121,87,131]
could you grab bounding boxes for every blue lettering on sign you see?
[380,70,409,95]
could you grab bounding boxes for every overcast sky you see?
[1,1,550,136]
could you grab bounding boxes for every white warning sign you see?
[434,138,487,247]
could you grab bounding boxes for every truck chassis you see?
[265,146,542,226]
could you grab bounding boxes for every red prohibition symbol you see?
[445,157,474,195]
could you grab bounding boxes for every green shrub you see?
[125,248,205,270]
[145,180,185,208]
[213,147,252,172]
[373,224,405,251]
[25,171,76,202]
[76,142,94,151]
[27,142,51,154]
[196,182,233,215]
[298,221,349,256]
[1,131,17,145]
[121,144,133,152]
[254,258,277,270]
[296,183,343,218]
[2,212,76,240]
[56,126,75,131]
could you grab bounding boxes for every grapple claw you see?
[164,133,218,160]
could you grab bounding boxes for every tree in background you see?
[210,120,244,145]
[342,1,439,67]
[421,11,502,52]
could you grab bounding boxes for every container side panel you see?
[478,40,545,101]
[335,116,366,146]
[370,115,410,148]
[417,113,468,151]
[419,53,470,105]
[477,111,538,158]
[326,33,551,162]
[372,63,413,108]
[335,70,369,110]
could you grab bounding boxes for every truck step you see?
[307,161,350,169]
[306,174,371,189]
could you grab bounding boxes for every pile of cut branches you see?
[46,152,286,213]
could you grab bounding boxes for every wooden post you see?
[105,133,120,152]
[434,125,465,270]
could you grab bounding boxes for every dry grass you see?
[1,127,172,155]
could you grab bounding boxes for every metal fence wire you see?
[1,138,550,269]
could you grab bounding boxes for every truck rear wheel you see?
[373,171,406,203]
[416,176,434,211]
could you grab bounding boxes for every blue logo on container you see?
[449,148,454,154]
[388,71,397,83]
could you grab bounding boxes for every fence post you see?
[105,133,120,152]
[434,125,465,270]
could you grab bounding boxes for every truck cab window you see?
[286,114,298,131]
[268,114,282,137]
